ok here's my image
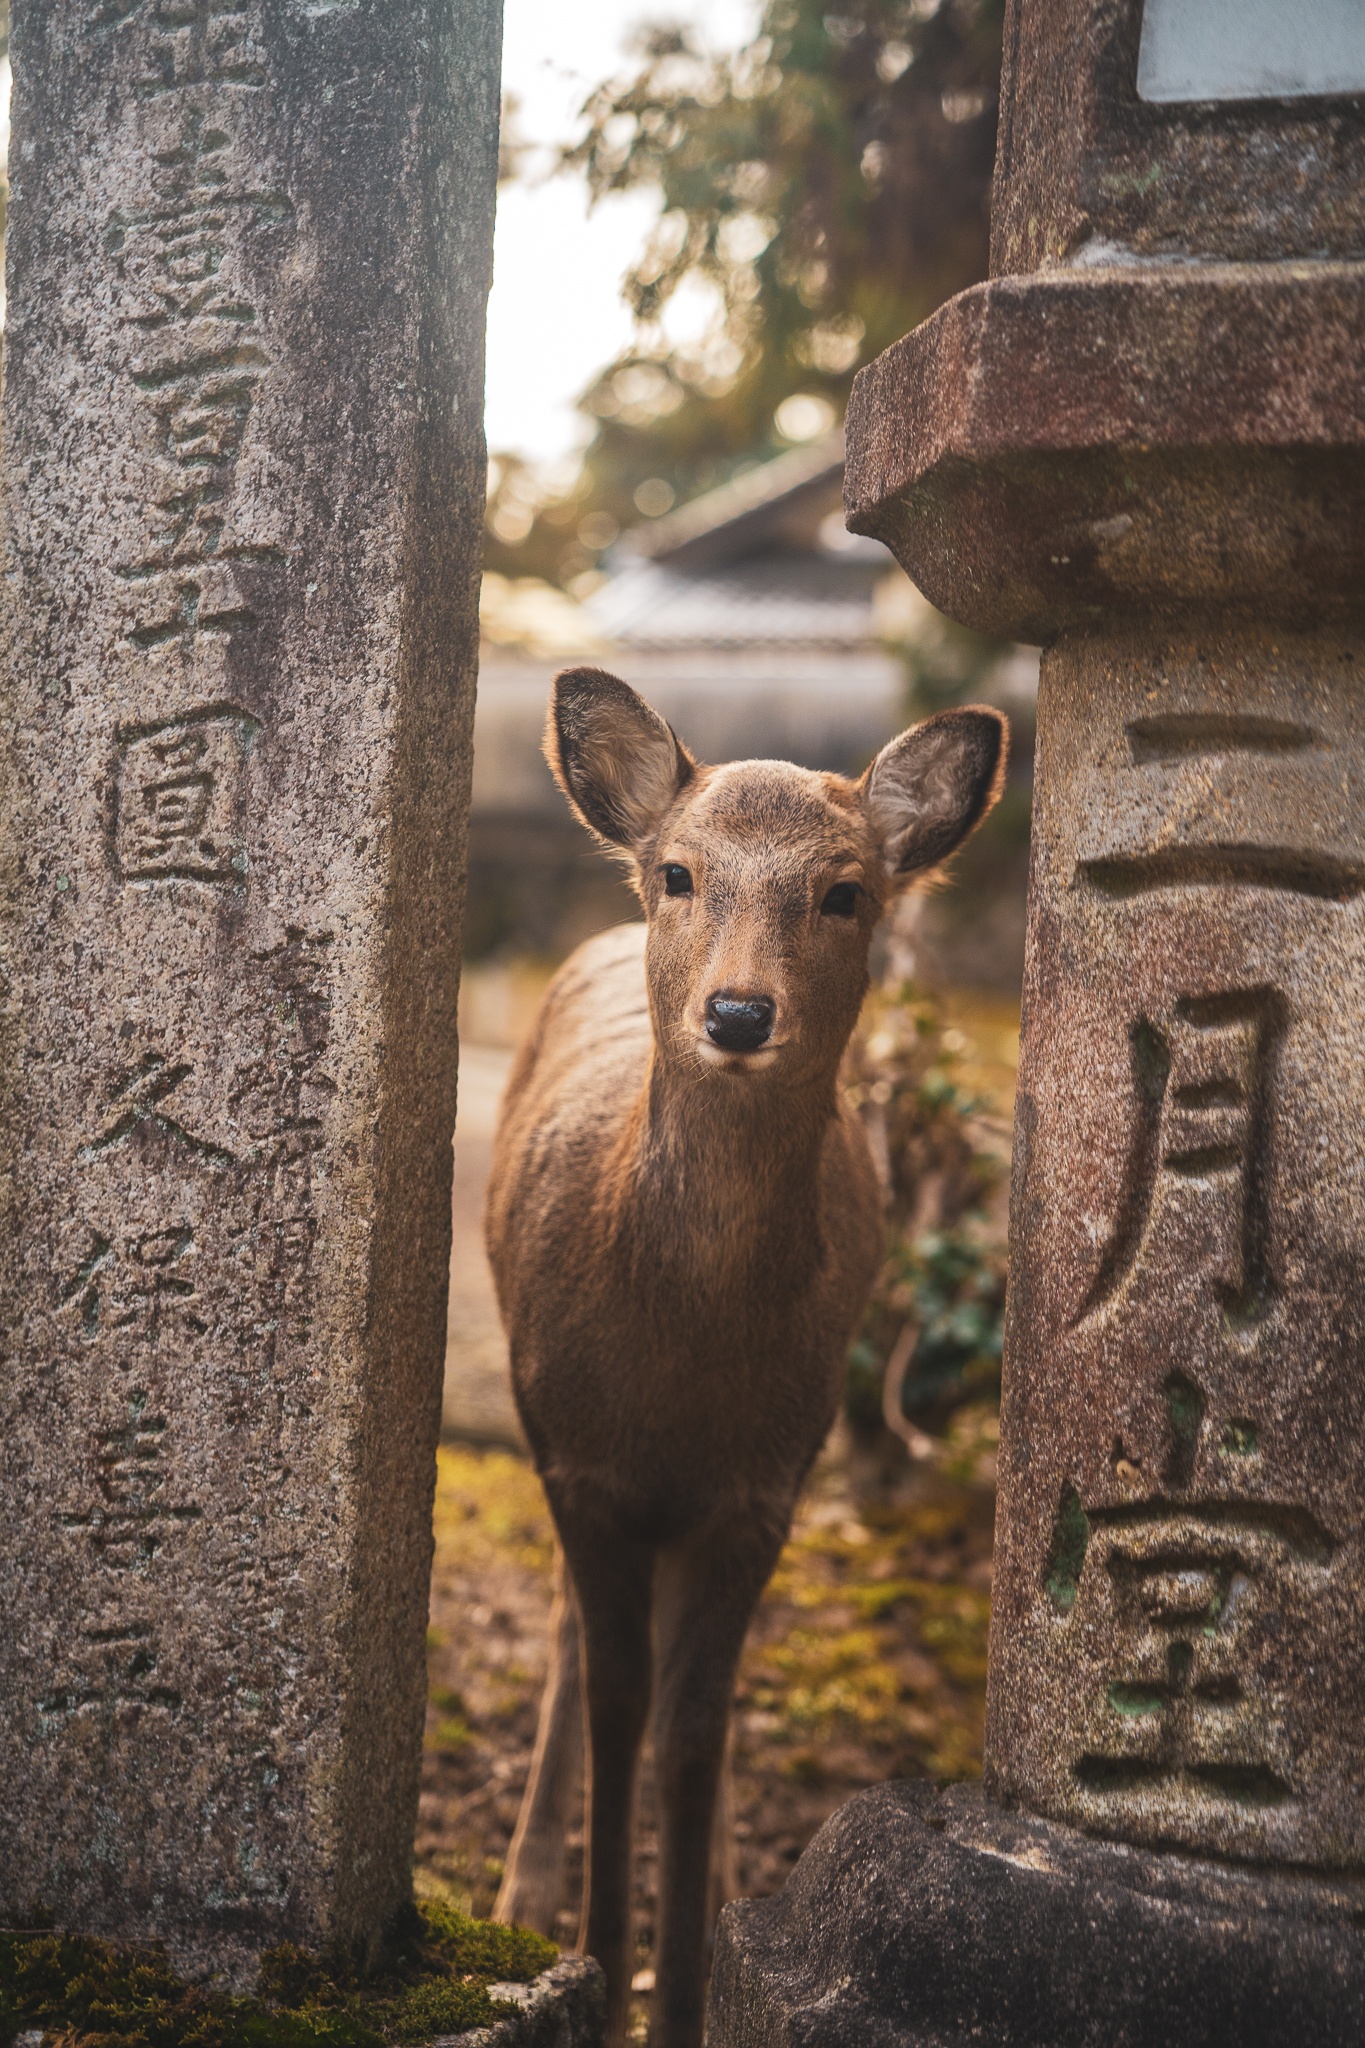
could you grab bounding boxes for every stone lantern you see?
[707,3,1365,2039]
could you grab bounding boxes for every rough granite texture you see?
[705,9,1365,2045]
[0,0,500,1979]
[706,1782,1365,2047]
[458,1959,605,2048]
[991,0,1365,274]
[839,0,1365,1878]
[844,265,1365,642]
[988,623,1365,1865]
[846,0,1365,640]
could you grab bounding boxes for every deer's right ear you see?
[547,667,694,849]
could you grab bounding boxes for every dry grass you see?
[415,1427,995,1949]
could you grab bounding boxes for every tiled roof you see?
[587,550,892,650]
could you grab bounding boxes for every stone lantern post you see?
[708,3,1365,2039]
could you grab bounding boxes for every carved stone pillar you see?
[0,0,500,1976]
[707,3,1365,2039]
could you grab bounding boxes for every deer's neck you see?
[618,1051,838,1288]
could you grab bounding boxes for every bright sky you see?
[484,0,758,470]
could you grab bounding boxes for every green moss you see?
[383,1983,502,2042]
[426,1717,474,1755]
[410,1904,555,1986]
[1043,1484,1090,1614]
[1108,1683,1165,1718]
[0,1902,556,2048]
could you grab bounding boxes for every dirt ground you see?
[417,969,1011,2035]
[415,1429,997,2036]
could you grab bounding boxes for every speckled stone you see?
[709,5,1365,2042]
[844,264,1365,643]
[0,0,499,1979]
[988,620,1365,1865]
[990,0,1365,274]
[842,0,1365,1874]
[707,1782,1365,2048]
[457,1959,605,2048]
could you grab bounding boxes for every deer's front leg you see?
[494,1551,584,1935]
[650,1514,787,2048]
[551,1501,654,2048]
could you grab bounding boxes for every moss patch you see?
[0,1903,557,2048]
[1043,1484,1090,1614]
[1219,1418,1259,1458]
[744,1480,994,1785]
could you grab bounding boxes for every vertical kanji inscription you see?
[2,0,494,1971]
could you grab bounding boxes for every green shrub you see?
[842,984,1008,1439]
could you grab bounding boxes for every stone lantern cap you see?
[844,265,1365,641]
[845,0,1365,642]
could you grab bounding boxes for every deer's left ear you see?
[860,706,1008,879]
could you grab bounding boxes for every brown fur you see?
[486,669,1006,2048]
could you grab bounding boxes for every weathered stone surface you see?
[990,0,1365,274]
[0,0,500,1977]
[844,266,1365,640]
[460,1958,605,2048]
[988,621,1365,1863]
[846,0,1365,638]
[706,1782,1365,2047]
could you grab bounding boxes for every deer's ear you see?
[860,706,1008,879]
[547,667,694,849]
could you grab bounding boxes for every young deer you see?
[486,668,1006,2047]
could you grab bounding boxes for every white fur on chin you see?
[695,1039,780,1072]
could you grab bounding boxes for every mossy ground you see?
[0,1905,557,2048]
[418,1427,996,1947]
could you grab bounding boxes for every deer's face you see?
[546,668,1007,1089]
[642,762,884,1083]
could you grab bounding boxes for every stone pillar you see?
[708,4,1365,2040]
[0,0,499,1977]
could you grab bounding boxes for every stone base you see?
[705,1783,1365,2046]
[454,1958,604,2047]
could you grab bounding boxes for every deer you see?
[485,666,1007,2048]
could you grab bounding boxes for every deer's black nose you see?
[705,993,775,1053]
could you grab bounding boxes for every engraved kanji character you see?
[38,1621,181,1722]
[59,1225,202,1344]
[91,0,266,94]
[115,705,257,885]
[55,1393,201,1572]
[1069,1504,1332,1809]
[81,1051,235,1168]
[1078,990,1282,1326]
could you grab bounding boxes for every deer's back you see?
[488,921,653,1210]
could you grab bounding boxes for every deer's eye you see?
[663,864,693,897]
[821,881,861,918]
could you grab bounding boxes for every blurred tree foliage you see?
[486,0,1005,585]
